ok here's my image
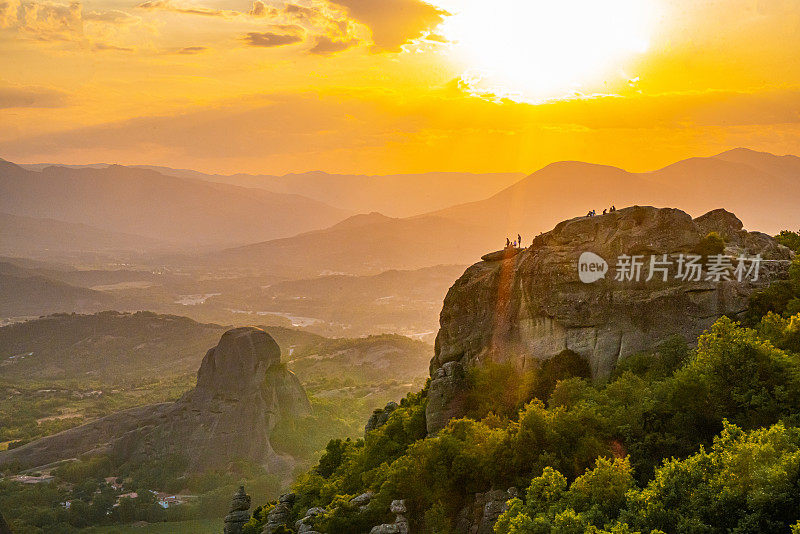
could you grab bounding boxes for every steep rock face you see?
[0,327,311,471]
[427,206,792,433]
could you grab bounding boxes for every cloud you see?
[242,31,303,48]
[309,35,356,55]
[136,0,236,17]
[1,0,142,45]
[241,1,361,55]
[13,0,82,39]
[248,0,275,17]
[176,45,207,54]
[0,85,68,108]
[92,41,133,51]
[327,0,446,51]
[83,9,138,24]
[0,0,20,28]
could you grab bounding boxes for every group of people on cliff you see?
[502,204,619,249]
[587,205,616,217]
[505,234,523,249]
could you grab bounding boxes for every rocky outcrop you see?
[294,506,326,533]
[224,486,252,534]
[262,493,295,534]
[456,488,518,534]
[427,206,792,433]
[365,401,398,436]
[0,327,311,472]
[370,499,409,534]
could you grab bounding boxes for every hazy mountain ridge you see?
[215,148,799,275]
[0,212,165,261]
[433,148,800,237]
[19,163,524,218]
[0,160,349,248]
[218,212,496,276]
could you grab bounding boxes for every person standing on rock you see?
[517,234,522,247]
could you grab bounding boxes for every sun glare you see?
[434,0,659,103]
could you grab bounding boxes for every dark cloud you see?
[285,3,323,20]
[309,35,357,55]
[92,42,134,51]
[0,86,68,109]
[176,45,208,54]
[328,0,446,51]
[242,31,303,48]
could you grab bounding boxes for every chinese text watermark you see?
[578,252,762,284]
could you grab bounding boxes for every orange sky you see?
[1,0,799,174]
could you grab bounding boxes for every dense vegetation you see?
[0,314,432,532]
[2,232,798,533]
[244,249,800,533]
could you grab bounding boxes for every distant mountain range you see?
[4,148,798,273]
[0,159,349,248]
[432,148,800,239]
[20,163,524,218]
[216,148,799,274]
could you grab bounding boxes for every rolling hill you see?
[0,212,165,260]
[217,212,497,276]
[0,262,113,319]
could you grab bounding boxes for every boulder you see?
[427,206,792,433]
[0,327,312,472]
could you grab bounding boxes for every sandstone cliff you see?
[426,206,792,433]
[0,327,311,472]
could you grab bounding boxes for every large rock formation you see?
[427,206,792,433]
[0,327,311,471]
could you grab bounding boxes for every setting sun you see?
[436,0,659,102]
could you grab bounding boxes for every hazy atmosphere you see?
[1,1,799,533]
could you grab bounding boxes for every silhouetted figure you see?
[603,208,607,215]
[506,237,510,248]
[517,234,522,247]
[611,205,616,212]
